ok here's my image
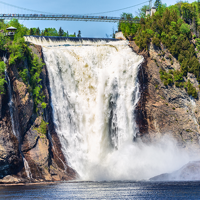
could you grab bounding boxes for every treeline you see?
[1,18,82,37]
[29,27,82,37]
[119,1,200,98]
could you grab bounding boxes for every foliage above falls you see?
[119,2,200,98]
[0,19,46,112]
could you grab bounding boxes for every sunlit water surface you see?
[1,181,200,199]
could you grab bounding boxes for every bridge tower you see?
[146,0,156,16]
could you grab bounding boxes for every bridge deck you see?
[0,14,140,23]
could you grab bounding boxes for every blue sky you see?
[1,0,195,37]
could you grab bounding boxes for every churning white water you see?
[25,37,195,181]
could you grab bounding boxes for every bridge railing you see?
[0,14,140,23]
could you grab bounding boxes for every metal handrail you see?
[0,14,140,23]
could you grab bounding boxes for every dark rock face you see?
[131,41,200,151]
[0,79,23,179]
[0,122,23,178]
[0,44,76,183]
[150,161,200,181]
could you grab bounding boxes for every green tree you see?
[35,27,40,36]
[69,34,76,37]
[58,27,64,36]
[118,13,139,38]
[44,28,58,36]
[77,30,81,37]
[198,0,200,13]
[137,5,149,18]
[181,3,194,23]
[180,23,190,34]
[44,28,49,36]
[29,28,34,35]
[0,33,6,50]
[121,13,133,20]
[0,62,6,94]
[187,80,198,98]
[154,0,162,9]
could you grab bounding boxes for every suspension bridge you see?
[0,0,152,23]
[0,14,140,23]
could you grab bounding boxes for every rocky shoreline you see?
[0,177,59,186]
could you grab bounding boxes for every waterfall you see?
[25,36,144,180]
[4,59,32,179]
[5,71,18,138]
[23,157,32,179]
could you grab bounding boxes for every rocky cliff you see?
[0,44,76,184]
[132,41,200,152]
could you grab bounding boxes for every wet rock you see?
[0,120,23,178]
[0,175,22,184]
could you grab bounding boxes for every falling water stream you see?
[25,37,144,180]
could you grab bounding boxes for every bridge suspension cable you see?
[0,0,150,23]
[0,0,55,14]
[0,0,149,15]
[84,1,149,15]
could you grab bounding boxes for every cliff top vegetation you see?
[119,1,200,99]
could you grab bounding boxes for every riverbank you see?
[0,181,59,187]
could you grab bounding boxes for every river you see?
[1,181,200,199]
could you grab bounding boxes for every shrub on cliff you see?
[26,52,46,112]
[0,62,6,94]
[186,80,198,99]
[7,38,27,65]
[180,23,190,35]
[152,37,160,47]
[159,68,198,98]
[33,119,48,137]
[159,69,174,86]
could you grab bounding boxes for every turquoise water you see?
[0,181,200,199]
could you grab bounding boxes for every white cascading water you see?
[25,37,143,180]
[4,57,32,179]
[5,71,16,137]
[25,37,194,181]
[23,157,32,179]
